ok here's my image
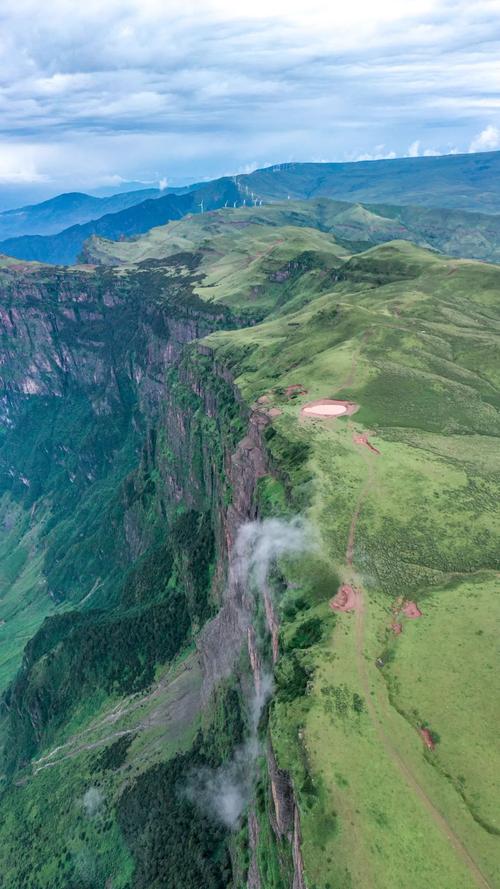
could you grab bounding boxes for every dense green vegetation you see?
[0,193,499,889]
[203,237,500,889]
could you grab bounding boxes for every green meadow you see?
[205,238,500,888]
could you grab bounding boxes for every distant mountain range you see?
[242,150,500,212]
[0,188,164,240]
[82,196,500,268]
[1,150,500,264]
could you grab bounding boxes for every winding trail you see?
[342,418,494,889]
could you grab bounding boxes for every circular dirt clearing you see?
[301,399,358,419]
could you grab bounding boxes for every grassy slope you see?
[204,240,500,889]
[86,198,500,271]
[0,651,201,888]
[0,496,63,693]
[1,218,499,888]
[4,149,500,264]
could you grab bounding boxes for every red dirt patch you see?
[391,622,403,635]
[329,583,360,613]
[402,601,422,618]
[284,384,308,397]
[353,432,381,455]
[267,407,282,418]
[420,728,435,750]
[301,399,359,419]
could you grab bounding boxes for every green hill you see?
[0,217,498,889]
[85,197,500,270]
[3,150,500,265]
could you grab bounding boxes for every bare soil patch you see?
[329,583,361,613]
[354,432,380,455]
[403,601,423,618]
[301,399,359,419]
[284,384,308,397]
[420,728,436,750]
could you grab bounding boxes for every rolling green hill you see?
[85,197,500,269]
[0,214,498,889]
[202,238,500,889]
[2,150,500,265]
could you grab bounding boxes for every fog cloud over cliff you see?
[232,517,314,596]
[187,516,312,828]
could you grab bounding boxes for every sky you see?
[0,0,500,205]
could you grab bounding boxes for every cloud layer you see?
[0,0,499,198]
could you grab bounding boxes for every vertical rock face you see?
[197,407,271,702]
[0,257,308,886]
[247,809,262,889]
[267,743,295,839]
[159,347,308,889]
[292,804,307,889]
[160,358,272,702]
[266,739,307,888]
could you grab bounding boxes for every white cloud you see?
[0,0,499,193]
[0,144,50,183]
[469,124,500,152]
[354,145,397,162]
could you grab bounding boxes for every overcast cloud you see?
[0,0,500,202]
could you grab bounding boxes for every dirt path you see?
[344,440,494,889]
[354,600,493,889]
[333,328,371,395]
[246,238,285,267]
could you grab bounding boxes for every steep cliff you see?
[0,226,499,889]
[0,248,310,888]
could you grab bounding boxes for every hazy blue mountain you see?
[243,150,500,213]
[2,150,500,265]
[0,188,164,239]
[0,178,240,264]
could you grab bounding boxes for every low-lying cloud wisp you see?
[187,517,314,828]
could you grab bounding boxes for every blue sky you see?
[0,0,500,203]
